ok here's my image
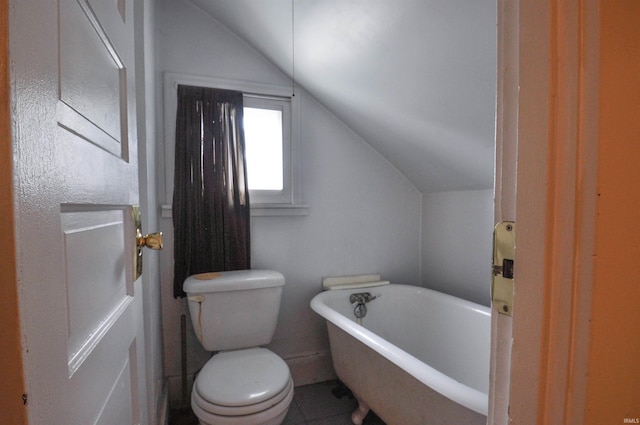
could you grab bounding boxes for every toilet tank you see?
[183,270,285,351]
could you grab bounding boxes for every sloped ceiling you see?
[187,0,496,193]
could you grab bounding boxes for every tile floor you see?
[169,380,386,425]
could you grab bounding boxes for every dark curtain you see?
[172,85,251,298]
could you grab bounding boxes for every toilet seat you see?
[191,348,294,425]
[193,376,293,417]
[191,381,293,425]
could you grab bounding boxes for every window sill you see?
[160,203,309,218]
[250,203,310,217]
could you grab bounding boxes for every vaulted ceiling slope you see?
[188,0,497,193]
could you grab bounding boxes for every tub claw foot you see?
[351,396,370,425]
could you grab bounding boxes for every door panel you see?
[95,358,135,425]
[62,208,132,376]
[66,306,136,424]
[58,0,134,159]
[59,0,127,150]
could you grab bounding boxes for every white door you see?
[11,0,148,424]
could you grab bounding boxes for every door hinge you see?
[492,221,515,316]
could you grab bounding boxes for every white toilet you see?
[184,270,294,425]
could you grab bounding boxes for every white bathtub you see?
[310,284,490,425]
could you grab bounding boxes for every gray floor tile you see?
[282,399,306,425]
[294,381,357,421]
[307,413,356,425]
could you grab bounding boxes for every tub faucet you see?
[349,292,379,305]
[349,292,379,319]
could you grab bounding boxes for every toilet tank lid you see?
[183,269,285,293]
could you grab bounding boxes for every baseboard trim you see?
[285,350,336,387]
[157,379,170,425]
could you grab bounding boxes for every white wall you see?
[422,190,494,306]
[253,88,423,358]
[157,0,422,405]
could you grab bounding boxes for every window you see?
[243,96,290,201]
[163,74,307,218]
[244,106,283,190]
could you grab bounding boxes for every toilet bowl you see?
[184,270,293,425]
[190,348,293,425]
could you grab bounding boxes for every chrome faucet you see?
[349,292,379,319]
[349,292,379,305]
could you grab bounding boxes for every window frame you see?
[162,74,307,218]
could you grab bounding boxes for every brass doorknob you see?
[131,205,163,280]
[136,229,164,250]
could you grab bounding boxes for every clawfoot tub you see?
[311,284,490,425]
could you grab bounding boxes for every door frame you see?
[0,0,27,421]
[490,0,599,423]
